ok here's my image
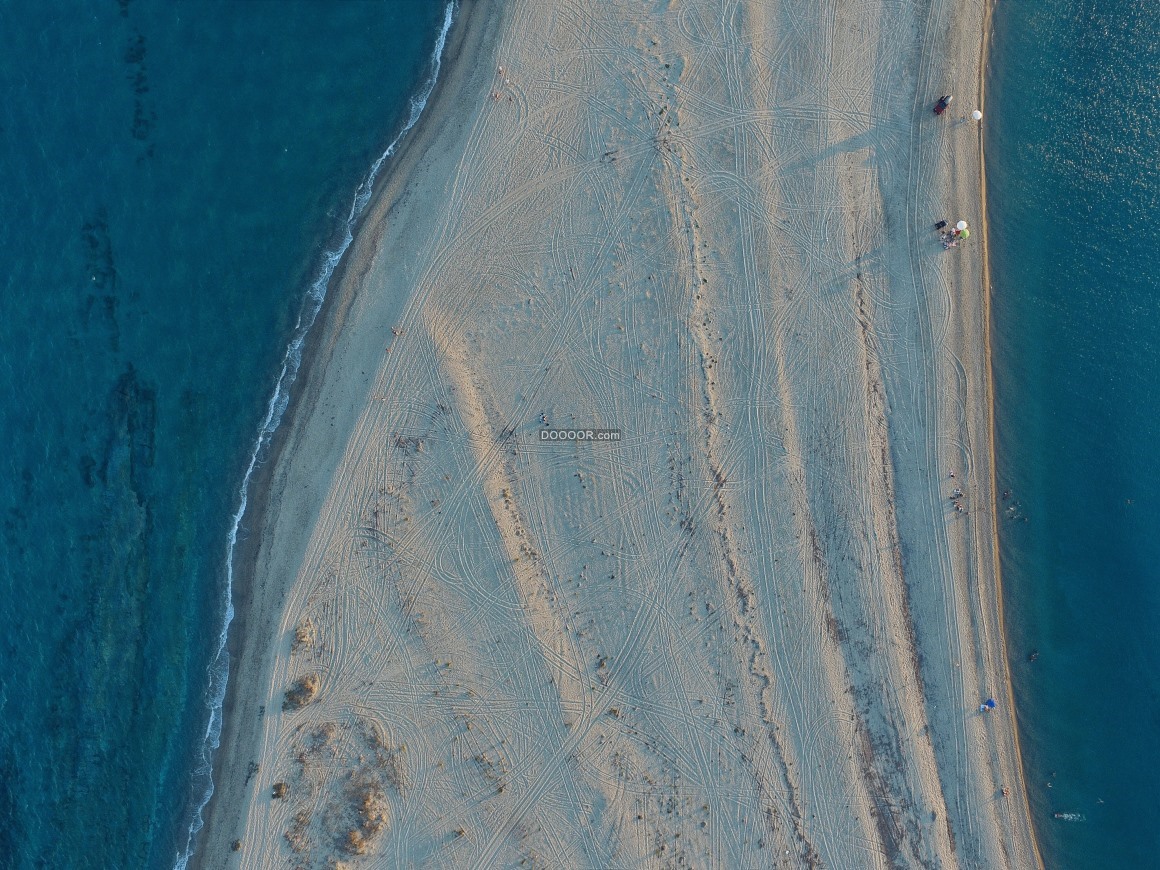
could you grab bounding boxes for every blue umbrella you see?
[985,698,997,710]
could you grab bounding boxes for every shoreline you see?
[977,0,1045,863]
[935,0,1043,864]
[198,1,1042,866]
[187,2,503,865]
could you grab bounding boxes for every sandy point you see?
[195,0,1041,867]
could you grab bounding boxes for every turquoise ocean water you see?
[0,2,447,867]
[989,0,1160,865]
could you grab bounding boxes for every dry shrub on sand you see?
[279,717,404,864]
[338,778,389,856]
[284,808,312,854]
[311,721,338,747]
[283,673,320,710]
[292,617,316,652]
[343,829,369,856]
[360,719,406,790]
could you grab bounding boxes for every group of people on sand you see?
[946,472,1008,724]
[948,470,967,513]
[934,219,969,249]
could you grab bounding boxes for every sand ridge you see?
[199,0,1040,867]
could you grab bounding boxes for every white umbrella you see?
[956,220,968,231]
[971,110,983,121]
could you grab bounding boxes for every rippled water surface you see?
[0,2,443,866]
[988,0,1160,864]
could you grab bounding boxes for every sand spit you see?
[197,0,1039,867]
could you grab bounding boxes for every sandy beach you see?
[195,0,1041,867]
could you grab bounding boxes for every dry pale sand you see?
[196,0,1041,867]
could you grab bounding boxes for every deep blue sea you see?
[989,0,1160,865]
[0,2,448,867]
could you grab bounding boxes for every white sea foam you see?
[173,5,455,867]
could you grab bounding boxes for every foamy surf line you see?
[173,5,455,867]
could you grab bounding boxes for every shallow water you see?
[988,0,1160,864]
[0,2,444,866]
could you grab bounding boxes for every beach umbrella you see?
[956,220,968,231]
[985,698,997,710]
[971,110,983,121]
[959,228,969,239]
